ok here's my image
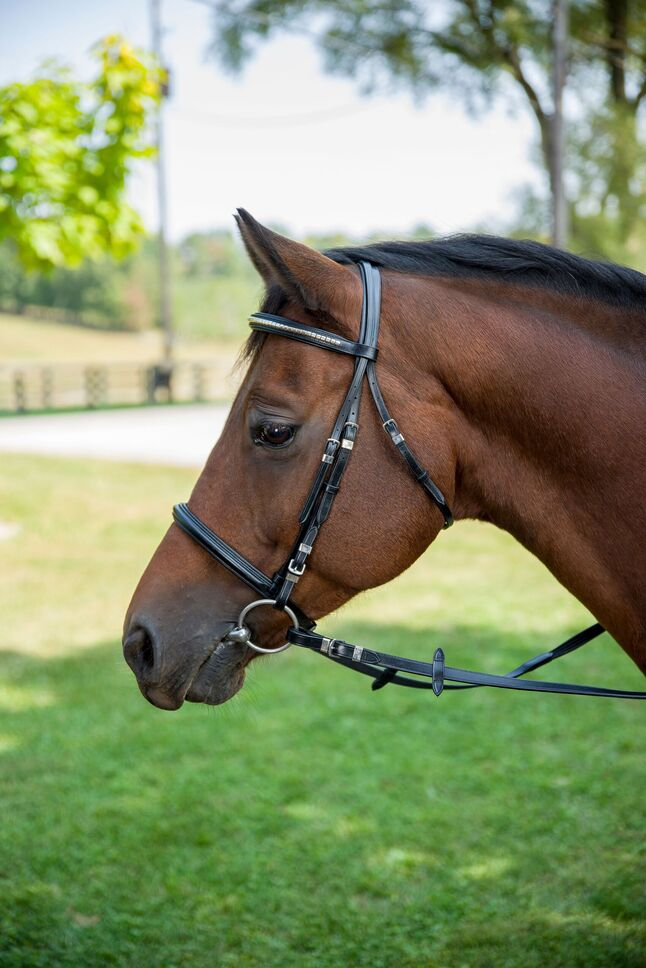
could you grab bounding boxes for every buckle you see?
[287,558,306,577]
[340,422,358,450]
[319,638,362,662]
[322,437,340,464]
[383,418,404,445]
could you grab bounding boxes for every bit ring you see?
[228,598,299,654]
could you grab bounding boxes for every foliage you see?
[0,242,125,327]
[0,452,644,966]
[0,36,161,272]
[209,0,646,260]
[0,228,351,339]
[2,206,645,348]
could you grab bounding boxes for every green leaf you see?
[0,34,160,271]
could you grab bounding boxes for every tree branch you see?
[502,44,548,130]
[462,0,550,145]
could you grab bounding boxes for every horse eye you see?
[253,421,295,449]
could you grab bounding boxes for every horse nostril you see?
[123,624,157,680]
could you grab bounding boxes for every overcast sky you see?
[2,0,542,241]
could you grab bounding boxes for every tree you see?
[207,0,645,260]
[0,36,162,272]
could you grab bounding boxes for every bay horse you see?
[123,209,646,710]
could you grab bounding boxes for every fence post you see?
[143,366,154,404]
[85,367,106,408]
[14,371,26,412]
[193,363,205,402]
[41,367,53,409]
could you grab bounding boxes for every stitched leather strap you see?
[287,624,646,699]
[172,503,315,629]
[249,313,379,360]
[173,503,274,595]
[368,373,454,528]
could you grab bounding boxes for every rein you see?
[173,262,646,701]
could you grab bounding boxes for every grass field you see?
[0,313,239,369]
[0,453,644,967]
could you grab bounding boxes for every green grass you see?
[0,453,644,968]
[0,312,239,369]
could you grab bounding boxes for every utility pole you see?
[150,0,174,373]
[551,0,568,248]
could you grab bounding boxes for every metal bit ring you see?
[227,598,299,654]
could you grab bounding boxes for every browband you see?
[249,312,379,360]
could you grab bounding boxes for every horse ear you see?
[234,208,360,319]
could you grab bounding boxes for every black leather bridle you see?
[173,262,646,701]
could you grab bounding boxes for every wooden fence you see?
[0,360,228,413]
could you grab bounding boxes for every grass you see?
[0,312,239,369]
[0,453,644,968]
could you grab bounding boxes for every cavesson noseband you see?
[173,262,645,700]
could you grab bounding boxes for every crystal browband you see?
[249,314,342,346]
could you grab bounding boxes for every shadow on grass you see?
[0,626,643,968]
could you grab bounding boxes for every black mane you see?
[324,235,646,311]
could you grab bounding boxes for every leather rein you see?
[173,262,646,701]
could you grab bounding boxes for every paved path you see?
[0,404,230,467]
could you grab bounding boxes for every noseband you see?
[173,263,645,701]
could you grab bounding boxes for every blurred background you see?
[0,2,644,966]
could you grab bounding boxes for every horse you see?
[123,209,646,710]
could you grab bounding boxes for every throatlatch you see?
[172,262,646,701]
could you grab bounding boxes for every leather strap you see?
[172,503,315,629]
[367,368,453,528]
[173,503,274,596]
[271,262,381,609]
[249,313,379,360]
[287,624,646,699]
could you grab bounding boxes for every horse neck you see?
[386,274,646,665]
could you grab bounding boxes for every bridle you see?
[173,262,646,701]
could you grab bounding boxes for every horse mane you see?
[242,235,646,364]
[324,235,646,311]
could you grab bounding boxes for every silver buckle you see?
[322,437,340,463]
[287,558,306,577]
[320,637,337,655]
[383,418,404,445]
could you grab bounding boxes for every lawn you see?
[0,312,238,369]
[0,453,644,967]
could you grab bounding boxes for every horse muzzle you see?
[122,617,249,710]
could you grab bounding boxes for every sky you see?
[1,0,543,242]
